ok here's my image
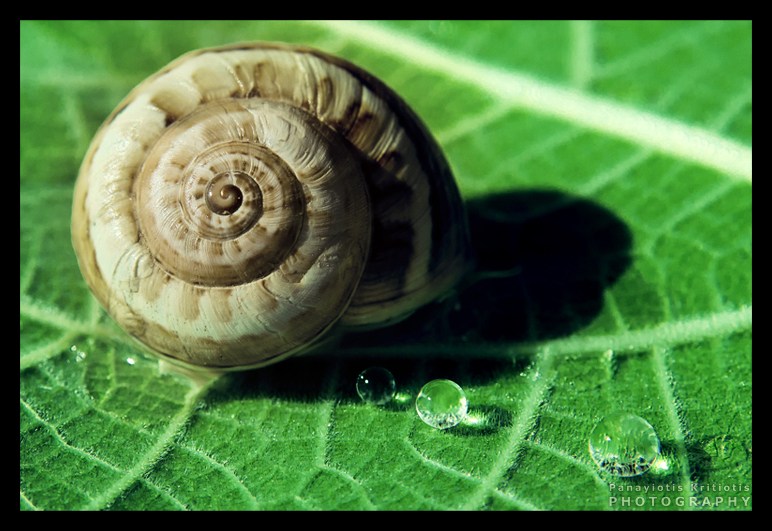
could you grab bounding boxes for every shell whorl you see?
[72,42,473,370]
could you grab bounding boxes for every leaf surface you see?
[20,20,752,510]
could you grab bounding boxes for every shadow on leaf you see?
[452,405,515,437]
[342,187,633,347]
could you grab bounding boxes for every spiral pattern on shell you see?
[72,42,473,370]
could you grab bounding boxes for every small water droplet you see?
[70,344,86,361]
[415,379,468,429]
[356,367,396,405]
[589,412,660,477]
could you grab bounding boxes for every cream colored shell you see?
[72,42,473,371]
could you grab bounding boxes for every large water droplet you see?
[589,412,660,477]
[415,379,468,429]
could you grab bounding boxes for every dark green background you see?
[20,21,751,510]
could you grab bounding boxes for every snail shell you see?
[71,42,473,371]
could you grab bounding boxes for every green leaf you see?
[20,21,752,510]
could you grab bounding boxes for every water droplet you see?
[356,367,396,405]
[589,412,661,477]
[415,379,468,429]
[70,344,86,361]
